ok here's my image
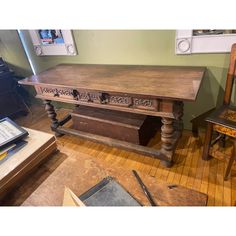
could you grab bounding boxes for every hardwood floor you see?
[10,104,236,206]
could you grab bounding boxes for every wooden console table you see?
[19,64,205,166]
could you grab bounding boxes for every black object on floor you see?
[132,170,157,206]
[79,176,141,206]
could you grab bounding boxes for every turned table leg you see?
[160,117,175,167]
[43,100,62,137]
[159,101,184,167]
[174,101,184,134]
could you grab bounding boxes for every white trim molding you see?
[29,30,77,56]
[176,30,236,54]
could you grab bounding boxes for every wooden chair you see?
[202,43,236,180]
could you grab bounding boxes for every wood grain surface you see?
[71,105,160,145]
[19,64,205,101]
[18,152,206,206]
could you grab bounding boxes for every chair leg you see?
[211,133,223,146]
[192,122,199,138]
[219,134,226,148]
[202,122,213,160]
[224,140,236,180]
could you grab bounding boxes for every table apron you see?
[35,85,183,119]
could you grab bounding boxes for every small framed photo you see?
[0,117,28,150]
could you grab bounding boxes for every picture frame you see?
[0,117,29,150]
[175,30,236,54]
[29,30,77,56]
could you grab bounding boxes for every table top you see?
[20,64,206,101]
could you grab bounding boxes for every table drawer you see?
[35,86,177,117]
[36,86,75,100]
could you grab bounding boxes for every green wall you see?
[0,30,32,77]
[0,30,233,129]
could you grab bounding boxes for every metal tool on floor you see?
[132,170,158,206]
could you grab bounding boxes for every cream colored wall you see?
[1,30,233,129]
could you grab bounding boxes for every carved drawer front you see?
[108,95,132,107]
[36,86,161,113]
[73,90,101,103]
[74,92,132,107]
[88,92,101,103]
[132,98,158,111]
[37,86,74,100]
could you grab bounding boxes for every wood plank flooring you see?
[9,104,236,206]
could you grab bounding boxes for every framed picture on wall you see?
[29,30,77,56]
[175,29,236,54]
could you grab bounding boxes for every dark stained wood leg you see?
[43,100,62,137]
[192,122,199,138]
[58,114,72,126]
[219,134,226,148]
[159,102,184,167]
[173,101,184,135]
[190,108,216,138]
[202,122,213,160]
[211,133,223,146]
[160,117,175,167]
[224,139,236,180]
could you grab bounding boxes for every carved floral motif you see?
[89,93,100,103]
[79,92,90,101]
[40,87,73,97]
[133,98,153,107]
[39,87,162,112]
[109,96,131,106]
